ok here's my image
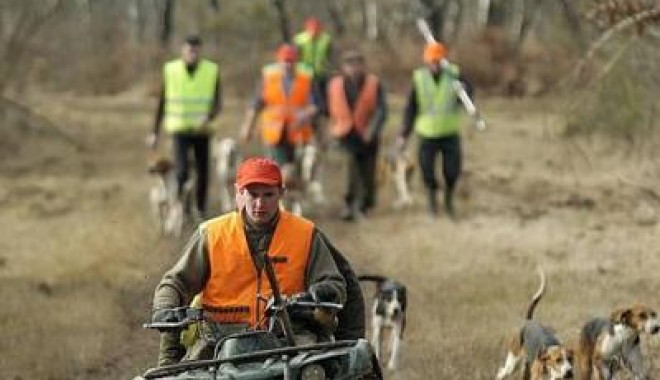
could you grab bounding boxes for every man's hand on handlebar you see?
[285,291,342,332]
[146,307,201,332]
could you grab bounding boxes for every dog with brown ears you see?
[577,303,659,380]
[496,270,574,380]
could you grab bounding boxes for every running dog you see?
[214,137,240,214]
[148,157,191,237]
[577,303,659,380]
[358,274,407,370]
[496,270,574,380]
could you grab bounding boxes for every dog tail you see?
[358,274,388,285]
[525,268,546,320]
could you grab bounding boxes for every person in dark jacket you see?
[327,50,387,221]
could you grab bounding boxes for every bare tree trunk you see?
[476,0,490,31]
[365,0,378,39]
[444,0,464,43]
[0,0,64,94]
[271,0,291,43]
[419,0,448,42]
[513,0,543,56]
[557,0,585,50]
[156,0,175,47]
[326,0,345,36]
[133,0,148,42]
[486,0,507,27]
[509,0,525,43]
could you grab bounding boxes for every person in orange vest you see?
[240,44,319,170]
[151,157,347,365]
[327,50,387,221]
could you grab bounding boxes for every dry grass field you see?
[1,91,659,379]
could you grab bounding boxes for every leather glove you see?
[287,292,315,322]
[288,291,338,333]
[308,285,338,303]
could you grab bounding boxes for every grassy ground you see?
[0,91,658,379]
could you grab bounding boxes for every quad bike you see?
[135,255,382,380]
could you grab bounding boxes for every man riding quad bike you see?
[138,157,381,379]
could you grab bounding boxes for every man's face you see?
[427,60,441,73]
[181,43,200,64]
[342,59,365,78]
[237,183,283,225]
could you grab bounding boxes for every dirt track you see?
[1,91,659,379]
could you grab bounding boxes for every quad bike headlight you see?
[300,364,326,380]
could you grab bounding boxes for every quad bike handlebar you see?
[143,306,203,332]
[143,297,342,332]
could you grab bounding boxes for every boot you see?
[444,188,456,219]
[427,189,439,217]
[340,204,354,221]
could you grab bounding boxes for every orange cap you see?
[276,44,298,63]
[423,42,446,64]
[305,17,321,34]
[236,157,283,189]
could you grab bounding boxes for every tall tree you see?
[156,0,175,47]
[271,0,291,43]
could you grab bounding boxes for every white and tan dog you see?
[359,275,407,370]
[282,144,325,216]
[497,270,574,380]
[214,137,241,214]
[577,303,659,380]
[148,157,191,237]
[378,150,414,209]
[300,144,325,206]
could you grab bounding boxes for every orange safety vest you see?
[201,210,313,327]
[327,74,379,138]
[260,63,314,146]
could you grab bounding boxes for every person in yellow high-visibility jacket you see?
[294,17,334,114]
[148,35,222,218]
[396,42,474,218]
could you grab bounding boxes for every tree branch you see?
[573,7,660,80]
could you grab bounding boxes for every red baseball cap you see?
[305,17,322,34]
[276,44,298,63]
[236,157,283,189]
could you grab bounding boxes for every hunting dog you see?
[358,274,407,370]
[577,303,659,380]
[378,149,414,209]
[148,157,192,237]
[283,144,325,216]
[214,137,240,214]
[496,270,574,380]
[301,144,325,206]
